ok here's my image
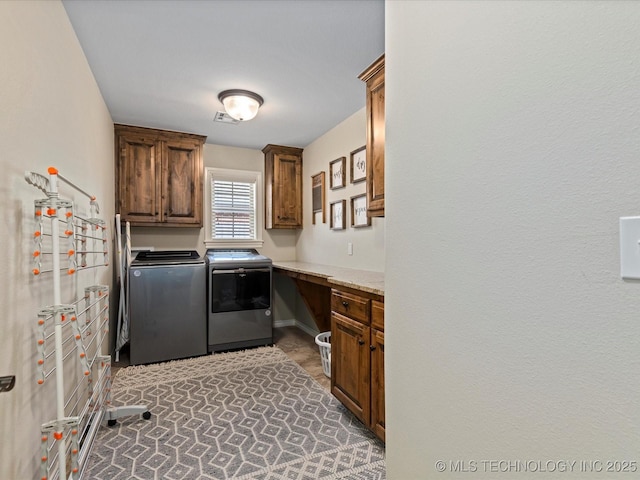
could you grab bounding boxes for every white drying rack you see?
[26,167,149,480]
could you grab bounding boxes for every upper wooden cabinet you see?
[263,144,303,229]
[359,54,385,218]
[115,124,206,227]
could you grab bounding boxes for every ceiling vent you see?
[214,111,240,125]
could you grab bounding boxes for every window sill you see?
[204,239,264,249]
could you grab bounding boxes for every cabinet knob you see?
[342,301,349,307]
[358,339,365,346]
[370,345,376,351]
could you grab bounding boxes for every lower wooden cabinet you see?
[370,327,385,440]
[331,312,371,423]
[331,289,385,441]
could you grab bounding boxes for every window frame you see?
[204,167,264,249]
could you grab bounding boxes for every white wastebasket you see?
[314,331,331,378]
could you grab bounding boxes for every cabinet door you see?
[116,133,161,223]
[263,144,303,229]
[162,138,203,225]
[273,153,302,228]
[371,328,385,442]
[331,312,370,424]
[366,67,385,217]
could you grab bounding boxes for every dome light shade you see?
[218,89,264,121]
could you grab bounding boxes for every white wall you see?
[285,108,386,333]
[131,112,386,271]
[0,1,114,478]
[132,114,385,332]
[131,143,300,327]
[131,143,298,260]
[297,108,385,271]
[385,1,640,478]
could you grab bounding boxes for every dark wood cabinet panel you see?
[331,290,371,324]
[331,311,371,424]
[331,288,384,441]
[117,132,161,222]
[263,144,303,229]
[294,278,331,332]
[115,125,205,227]
[163,139,202,224]
[371,299,384,331]
[359,54,385,218]
[371,326,385,442]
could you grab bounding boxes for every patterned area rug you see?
[85,346,386,479]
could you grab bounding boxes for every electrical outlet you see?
[347,242,353,255]
[0,376,16,393]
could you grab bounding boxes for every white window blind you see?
[205,167,263,248]
[211,178,256,239]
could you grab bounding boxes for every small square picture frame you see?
[329,157,346,190]
[350,194,371,228]
[330,199,346,230]
[350,146,366,183]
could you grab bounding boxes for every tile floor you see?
[273,326,331,390]
[112,326,331,391]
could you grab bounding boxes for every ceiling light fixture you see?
[218,89,264,122]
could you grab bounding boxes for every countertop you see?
[272,261,385,296]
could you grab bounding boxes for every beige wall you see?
[0,1,114,478]
[131,143,298,260]
[297,108,385,271]
[0,3,380,478]
[287,108,386,333]
[132,119,387,270]
[131,143,301,327]
[386,1,640,477]
[131,111,385,332]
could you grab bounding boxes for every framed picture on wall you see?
[311,171,326,224]
[330,199,346,230]
[329,157,346,189]
[350,194,371,228]
[350,146,366,183]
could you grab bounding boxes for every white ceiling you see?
[62,0,385,150]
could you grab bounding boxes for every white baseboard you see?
[273,319,296,328]
[273,319,320,338]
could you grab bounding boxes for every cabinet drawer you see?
[371,300,384,331]
[331,290,370,324]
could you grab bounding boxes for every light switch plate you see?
[619,216,640,279]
